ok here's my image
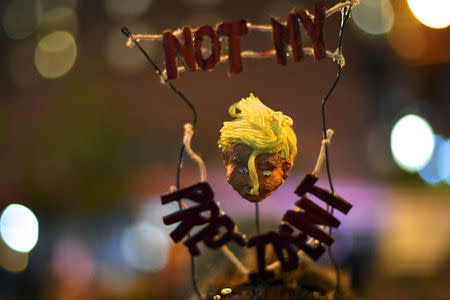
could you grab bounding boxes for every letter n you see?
[163,27,196,79]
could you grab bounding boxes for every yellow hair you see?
[218,93,298,195]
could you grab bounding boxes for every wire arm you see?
[320,4,353,296]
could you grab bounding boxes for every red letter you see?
[298,1,326,60]
[184,215,246,256]
[217,19,248,74]
[161,183,218,243]
[295,174,352,214]
[194,25,221,70]
[163,27,196,79]
[248,231,300,282]
[271,13,303,65]
[248,233,275,282]
[283,197,339,246]
[279,172,352,261]
[279,224,325,261]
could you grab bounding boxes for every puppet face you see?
[223,144,292,203]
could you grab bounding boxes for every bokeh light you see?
[407,0,450,29]
[390,114,434,172]
[379,198,450,277]
[387,5,426,64]
[40,7,80,36]
[0,204,39,253]
[388,0,450,65]
[352,0,394,35]
[51,238,95,288]
[104,0,152,19]
[34,31,77,78]
[137,197,178,234]
[2,0,42,39]
[120,223,170,273]
[419,136,450,185]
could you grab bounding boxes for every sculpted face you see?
[223,144,292,203]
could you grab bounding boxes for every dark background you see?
[0,0,449,299]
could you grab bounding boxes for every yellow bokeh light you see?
[408,0,450,29]
[34,31,77,78]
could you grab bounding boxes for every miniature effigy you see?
[122,1,359,298]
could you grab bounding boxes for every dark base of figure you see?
[201,259,357,300]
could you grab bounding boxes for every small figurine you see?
[218,93,297,202]
[161,92,352,290]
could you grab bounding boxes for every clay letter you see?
[184,214,246,256]
[248,233,275,282]
[194,25,221,70]
[161,182,219,243]
[279,223,326,261]
[217,19,248,74]
[163,27,196,79]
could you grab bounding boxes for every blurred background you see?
[0,0,449,299]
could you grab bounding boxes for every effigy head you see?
[218,93,298,202]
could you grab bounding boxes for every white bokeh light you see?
[137,196,178,234]
[390,114,435,172]
[408,0,450,29]
[352,0,394,35]
[120,223,170,273]
[0,204,39,253]
[51,238,95,288]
